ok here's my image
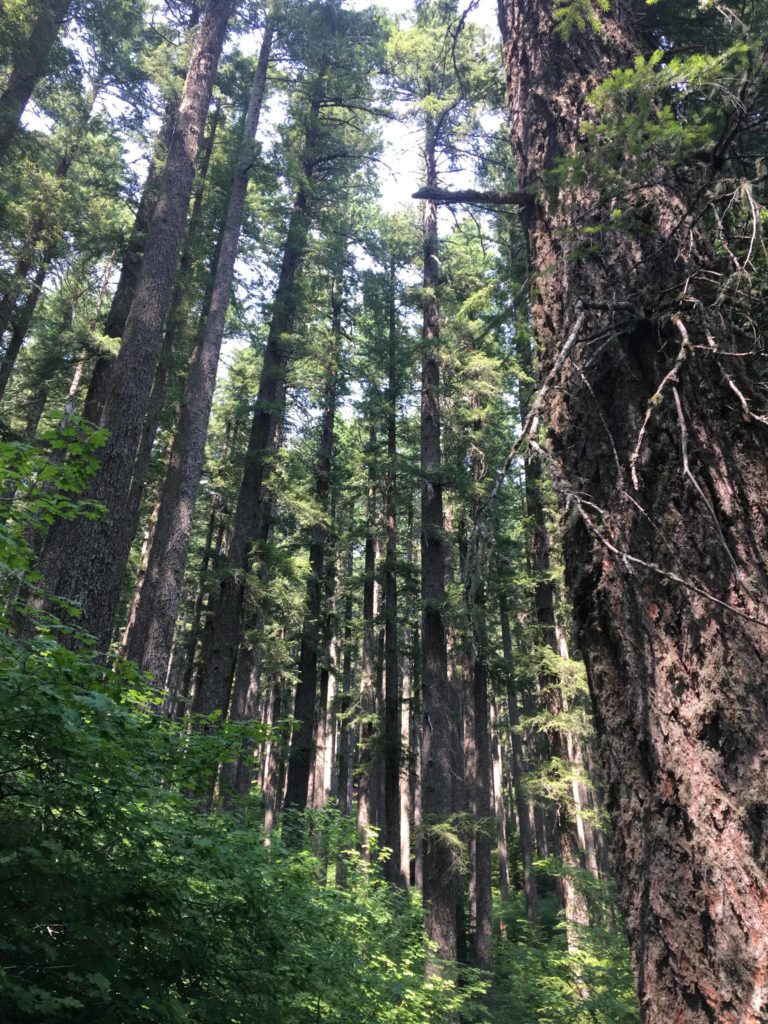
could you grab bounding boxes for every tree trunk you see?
[0,0,71,157]
[37,0,234,649]
[382,260,403,886]
[335,560,355,818]
[82,96,181,425]
[82,4,202,426]
[123,25,273,680]
[525,446,591,936]
[0,252,52,403]
[420,120,459,965]
[284,289,340,812]
[499,592,538,924]
[499,1,768,1019]
[191,71,324,725]
[356,429,379,851]
[489,697,510,902]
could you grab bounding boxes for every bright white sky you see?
[348,0,501,211]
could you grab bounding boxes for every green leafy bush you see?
[0,428,484,1023]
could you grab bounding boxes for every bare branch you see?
[411,186,531,207]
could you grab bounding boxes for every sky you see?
[347,0,502,212]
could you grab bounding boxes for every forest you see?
[0,0,766,1020]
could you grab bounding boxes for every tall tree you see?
[36,0,234,647]
[124,16,274,683]
[497,0,768,1018]
[284,269,342,814]
[192,0,385,751]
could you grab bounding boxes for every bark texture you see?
[124,24,273,681]
[498,1,768,1020]
[37,0,233,649]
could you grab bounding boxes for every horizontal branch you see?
[411,186,531,207]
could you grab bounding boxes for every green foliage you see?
[490,901,637,1024]
[553,0,610,39]
[0,431,485,1024]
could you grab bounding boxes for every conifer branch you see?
[411,186,531,207]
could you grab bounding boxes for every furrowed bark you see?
[37,0,234,649]
[498,1,768,1018]
[124,24,273,680]
[83,4,201,425]
[82,96,182,425]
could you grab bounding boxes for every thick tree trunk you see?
[284,291,339,812]
[0,0,71,157]
[420,122,459,965]
[82,96,182,425]
[123,26,272,680]
[117,101,223,637]
[499,1,768,1019]
[37,0,234,649]
[82,4,201,426]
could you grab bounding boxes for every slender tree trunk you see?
[468,593,493,971]
[0,252,52,403]
[284,286,340,812]
[489,697,510,902]
[0,113,86,350]
[124,25,273,679]
[356,428,379,851]
[0,0,71,157]
[191,72,324,725]
[400,626,412,891]
[525,447,590,936]
[382,260,403,885]
[166,500,218,716]
[37,0,234,649]
[336,564,355,819]
[499,592,538,924]
[420,121,459,966]
[263,681,285,835]
[412,620,424,892]
[499,1,768,1019]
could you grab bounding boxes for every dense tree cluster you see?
[1,1,766,1021]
